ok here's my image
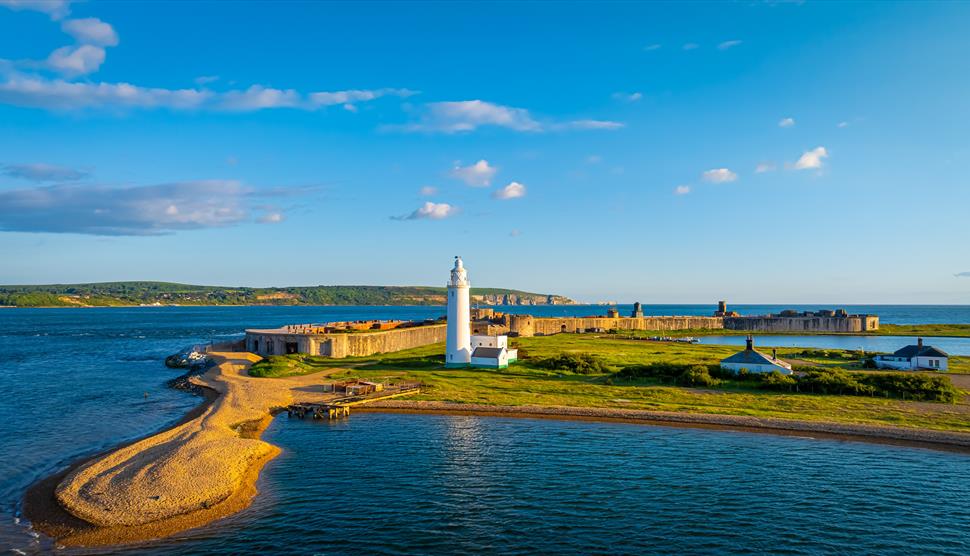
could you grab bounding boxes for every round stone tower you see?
[445,256,471,367]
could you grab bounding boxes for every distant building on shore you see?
[720,336,793,375]
[873,338,949,371]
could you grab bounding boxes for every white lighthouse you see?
[445,256,471,367]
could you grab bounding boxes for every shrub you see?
[533,353,611,375]
[796,367,875,396]
[676,365,720,387]
[859,373,959,403]
[759,370,797,391]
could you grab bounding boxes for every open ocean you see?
[2,305,970,554]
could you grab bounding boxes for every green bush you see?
[859,373,959,403]
[759,370,798,391]
[676,365,720,387]
[612,362,959,403]
[532,352,611,375]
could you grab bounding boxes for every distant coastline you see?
[0,281,575,308]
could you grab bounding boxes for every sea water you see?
[1,306,969,554]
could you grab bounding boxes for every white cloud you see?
[2,162,88,181]
[219,85,302,111]
[449,160,497,187]
[644,44,662,51]
[509,229,522,237]
[702,168,738,183]
[955,272,970,278]
[778,117,795,128]
[493,181,526,200]
[586,155,602,164]
[395,100,541,133]
[61,17,117,46]
[792,146,828,170]
[0,75,413,112]
[308,88,415,107]
[419,185,437,196]
[0,180,274,235]
[0,0,70,20]
[401,201,457,220]
[612,91,642,102]
[683,43,699,50]
[837,121,849,128]
[195,75,219,85]
[46,44,105,76]
[718,40,743,50]
[674,185,691,195]
[389,100,623,133]
[754,162,776,173]
[258,212,284,224]
[555,119,625,130]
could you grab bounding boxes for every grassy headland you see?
[0,281,573,308]
[249,334,970,432]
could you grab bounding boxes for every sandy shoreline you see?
[23,352,340,547]
[23,363,970,549]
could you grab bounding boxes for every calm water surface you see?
[1,306,969,554]
[698,334,970,355]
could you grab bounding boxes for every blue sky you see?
[0,1,968,303]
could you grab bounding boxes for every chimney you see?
[918,337,923,349]
[746,335,753,351]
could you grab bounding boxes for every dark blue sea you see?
[2,305,970,555]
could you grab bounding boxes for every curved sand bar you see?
[53,352,339,532]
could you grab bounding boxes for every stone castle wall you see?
[723,315,879,333]
[509,315,724,337]
[246,324,447,358]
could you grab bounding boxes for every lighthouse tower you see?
[445,256,471,367]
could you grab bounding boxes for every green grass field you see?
[249,335,970,432]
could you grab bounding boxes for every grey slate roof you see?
[721,350,776,366]
[472,347,505,359]
[721,349,791,369]
[892,344,949,358]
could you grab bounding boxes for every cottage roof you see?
[721,349,791,369]
[472,347,505,359]
[893,344,949,358]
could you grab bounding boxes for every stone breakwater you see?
[360,400,970,452]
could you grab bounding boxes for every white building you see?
[720,336,793,375]
[445,257,517,369]
[469,334,518,369]
[445,256,471,367]
[874,338,949,371]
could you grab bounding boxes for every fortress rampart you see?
[508,315,724,337]
[245,323,447,358]
[723,315,878,333]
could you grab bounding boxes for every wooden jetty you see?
[287,384,420,420]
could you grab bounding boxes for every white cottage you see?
[469,334,518,369]
[874,338,949,371]
[720,336,793,375]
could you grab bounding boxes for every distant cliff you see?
[0,282,575,308]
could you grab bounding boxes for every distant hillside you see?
[0,282,575,308]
